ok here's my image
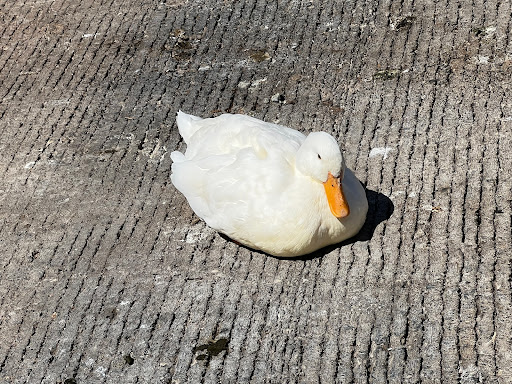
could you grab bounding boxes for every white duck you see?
[170,111,368,257]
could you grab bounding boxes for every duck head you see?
[296,132,350,219]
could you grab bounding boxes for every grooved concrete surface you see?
[1,0,512,383]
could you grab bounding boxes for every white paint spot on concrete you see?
[24,161,36,169]
[249,78,267,90]
[271,93,285,103]
[475,55,490,64]
[184,223,215,244]
[85,358,95,367]
[82,33,96,38]
[390,191,404,200]
[369,147,393,159]
[50,99,70,105]
[140,139,167,163]
[238,78,267,91]
[422,205,443,212]
[198,65,211,71]
[95,366,107,377]
[185,227,201,243]
[479,26,496,38]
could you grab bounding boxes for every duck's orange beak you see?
[323,172,350,219]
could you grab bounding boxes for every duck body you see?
[170,111,368,257]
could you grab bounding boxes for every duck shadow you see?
[220,186,394,261]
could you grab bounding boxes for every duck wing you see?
[176,112,305,159]
[171,113,306,234]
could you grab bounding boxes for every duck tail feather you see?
[170,151,186,163]
[176,110,203,144]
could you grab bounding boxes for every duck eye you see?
[317,154,322,160]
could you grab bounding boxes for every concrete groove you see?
[98,282,150,379]
[220,264,259,381]
[416,80,450,383]
[20,232,72,381]
[209,254,264,381]
[8,1,80,100]
[79,199,172,379]
[247,262,283,381]
[45,223,117,378]
[143,275,188,381]
[0,5,44,101]
[70,275,116,380]
[33,228,91,381]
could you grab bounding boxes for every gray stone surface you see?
[1,0,512,383]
